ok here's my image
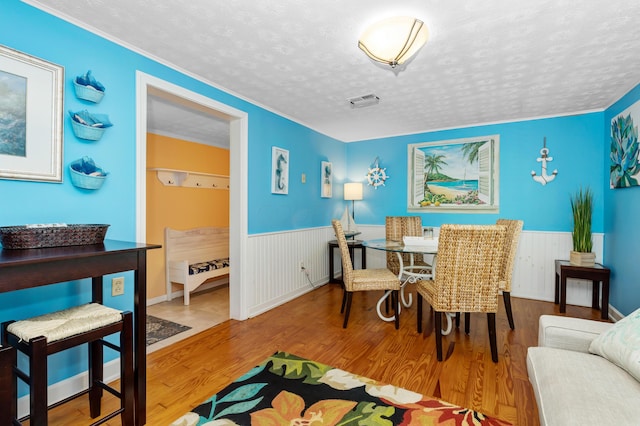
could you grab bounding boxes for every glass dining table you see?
[364,238,457,335]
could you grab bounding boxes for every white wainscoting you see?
[246,226,604,318]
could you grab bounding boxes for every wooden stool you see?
[1,303,134,426]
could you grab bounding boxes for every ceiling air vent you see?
[348,93,380,109]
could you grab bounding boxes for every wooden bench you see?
[165,227,230,305]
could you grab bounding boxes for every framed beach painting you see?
[407,135,500,213]
[610,100,640,189]
[321,161,332,198]
[0,44,64,182]
[271,146,289,194]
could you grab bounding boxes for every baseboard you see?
[17,358,120,419]
[148,276,229,306]
[248,280,327,318]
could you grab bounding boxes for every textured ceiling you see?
[24,0,640,145]
[147,95,230,148]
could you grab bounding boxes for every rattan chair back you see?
[426,224,507,313]
[385,216,426,275]
[332,220,355,291]
[496,219,523,292]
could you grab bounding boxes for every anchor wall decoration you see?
[531,137,558,185]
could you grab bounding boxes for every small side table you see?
[554,259,610,320]
[328,240,366,284]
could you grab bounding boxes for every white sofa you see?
[527,314,640,425]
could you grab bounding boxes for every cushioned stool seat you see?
[1,303,134,426]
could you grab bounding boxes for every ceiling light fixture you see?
[358,16,429,69]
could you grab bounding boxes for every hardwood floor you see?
[43,283,606,425]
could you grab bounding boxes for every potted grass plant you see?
[569,187,595,266]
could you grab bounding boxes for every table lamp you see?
[344,182,363,224]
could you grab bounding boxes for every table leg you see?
[328,244,335,283]
[591,280,600,310]
[376,290,395,322]
[601,278,610,320]
[560,271,567,313]
[554,271,560,304]
[348,245,356,268]
[135,251,148,426]
[92,276,103,304]
[442,313,454,335]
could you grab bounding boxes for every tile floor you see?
[146,284,229,353]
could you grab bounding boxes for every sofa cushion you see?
[528,346,640,425]
[589,307,640,382]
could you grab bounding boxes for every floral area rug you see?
[171,351,512,425]
[146,315,191,346]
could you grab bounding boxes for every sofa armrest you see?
[538,315,613,353]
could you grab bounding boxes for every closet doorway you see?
[135,72,249,339]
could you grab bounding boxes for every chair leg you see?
[393,290,399,330]
[455,312,460,329]
[464,313,471,335]
[343,292,353,328]
[417,292,423,333]
[89,339,103,418]
[487,313,498,363]
[30,336,48,426]
[340,289,347,313]
[121,312,134,425]
[435,311,443,361]
[503,291,515,330]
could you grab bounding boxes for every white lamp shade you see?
[358,16,429,67]
[344,182,363,201]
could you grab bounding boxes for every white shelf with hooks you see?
[148,168,229,190]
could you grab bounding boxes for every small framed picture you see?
[321,161,332,198]
[271,146,289,194]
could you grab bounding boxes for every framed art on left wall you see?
[0,44,64,182]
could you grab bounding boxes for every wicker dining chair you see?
[457,219,524,333]
[416,224,507,362]
[385,216,432,276]
[332,220,401,329]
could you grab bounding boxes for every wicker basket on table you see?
[0,224,109,249]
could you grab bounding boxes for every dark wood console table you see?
[554,259,610,320]
[0,240,161,425]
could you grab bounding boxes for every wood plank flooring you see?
[43,283,606,425]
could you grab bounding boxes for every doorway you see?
[135,71,249,321]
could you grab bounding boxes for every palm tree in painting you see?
[424,153,447,192]
[460,142,483,165]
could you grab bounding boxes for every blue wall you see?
[247,110,346,233]
[604,83,640,315]
[347,113,605,232]
[0,0,343,389]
